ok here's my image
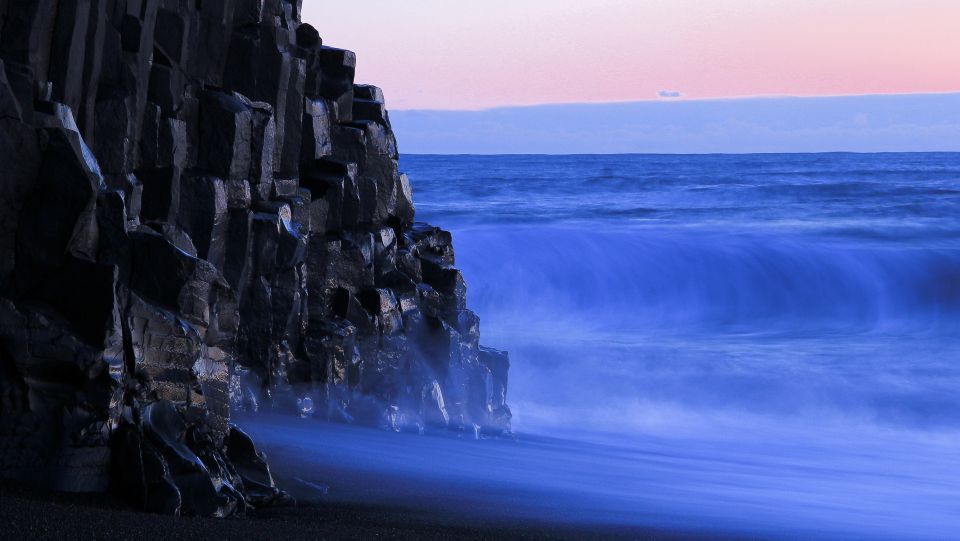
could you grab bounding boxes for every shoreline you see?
[0,480,739,540]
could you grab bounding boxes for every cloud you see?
[657,90,683,99]
[390,93,960,154]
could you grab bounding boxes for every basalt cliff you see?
[0,0,510,516]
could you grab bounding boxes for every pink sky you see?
[302,0,960,110]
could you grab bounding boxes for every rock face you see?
[0,0,510,516]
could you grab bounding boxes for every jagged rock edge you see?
[0,0,510,516]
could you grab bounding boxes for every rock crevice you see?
[0,0,510,516]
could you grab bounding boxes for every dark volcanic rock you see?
[0,0,510,517]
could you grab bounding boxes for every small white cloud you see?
[658,90,683,99]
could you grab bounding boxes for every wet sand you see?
[0,480,729,541]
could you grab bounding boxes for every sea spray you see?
[218,153,960,539]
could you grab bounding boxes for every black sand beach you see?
[1,480,736,541]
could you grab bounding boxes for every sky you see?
[303,0,960,111]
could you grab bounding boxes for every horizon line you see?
[401,150,960,157]
[389,91,960,114]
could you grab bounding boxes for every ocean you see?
[244,153,960,539]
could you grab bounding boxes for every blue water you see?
[245,154,960,539]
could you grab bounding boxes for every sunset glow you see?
[304,0,960,110]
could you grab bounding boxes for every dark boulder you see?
[318,46,356,122]
[11,127,100,296]
[138,167,181,222]
[176,174,229,269]
[302,98,332,163]
[295,23,321,49]
[142,400,240,517]
[225,425,286,506]
[198,91,253,181]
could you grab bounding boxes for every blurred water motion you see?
[247,154,960,539]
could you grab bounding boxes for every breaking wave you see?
[458,225,960,336]
[244,153,960,540]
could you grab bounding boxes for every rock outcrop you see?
[0,0,510,516]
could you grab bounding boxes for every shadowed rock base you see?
[0,0,509,516]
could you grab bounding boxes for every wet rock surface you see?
[0,0,509,516]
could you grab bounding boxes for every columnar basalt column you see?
[0,0,510,516]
